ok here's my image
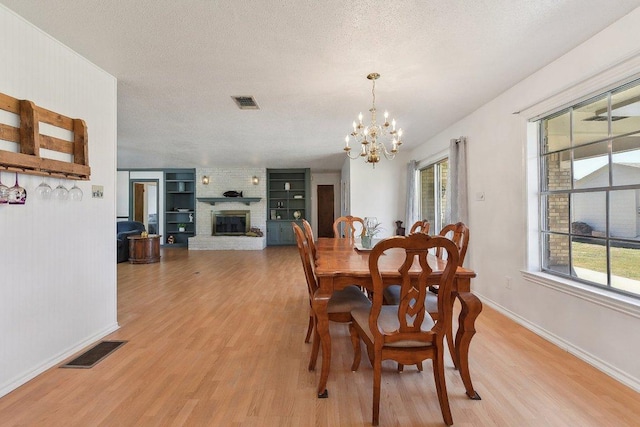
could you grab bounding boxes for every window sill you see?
[521,271,640,319]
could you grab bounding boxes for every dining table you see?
[312,237,482,400]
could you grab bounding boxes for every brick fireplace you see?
[188,167,267,250]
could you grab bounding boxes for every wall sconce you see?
[252,176,259,185]
[202,176,210,185]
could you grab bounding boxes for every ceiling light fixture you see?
[343,73,403,167]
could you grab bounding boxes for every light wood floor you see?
[1,247,639,426]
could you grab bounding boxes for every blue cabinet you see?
[266,168,310,245]
[164,169,195,246]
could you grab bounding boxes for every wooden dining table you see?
[313,237,482,400]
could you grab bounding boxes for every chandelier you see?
[343,72,403,166]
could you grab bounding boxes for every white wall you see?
[0,5,117,397]
[408,7,640,390]
[347,152,408,239]
[116,170,130,219]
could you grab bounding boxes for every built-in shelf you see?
[197,197,262,205]
[165,169,196,247]
[266,168,310,246]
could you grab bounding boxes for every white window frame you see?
[522,57,640,316]
[417,149,448,234]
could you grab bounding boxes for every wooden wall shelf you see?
[0,92,90,180]
[197,197,262,206]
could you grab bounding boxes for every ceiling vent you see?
[231,96,259,110]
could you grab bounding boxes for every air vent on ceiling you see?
[583,115,628,121]
[231,96,259,110]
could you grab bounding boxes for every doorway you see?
[130,180,159,234]
[317,185,334,238]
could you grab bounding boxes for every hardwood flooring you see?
[1,247,639,426]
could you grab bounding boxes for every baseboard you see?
[0,323,120,399]
[474,293,640,393]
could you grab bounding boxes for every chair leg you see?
[446,326,458,369]
[432,346,453,425]
[304,314,314,343]
[372,355,382,426]
[349,323,361,371]
[308,323,320,371]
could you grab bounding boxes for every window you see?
[539,79,640,298]
[420,158,448,233]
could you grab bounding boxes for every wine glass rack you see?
[0,91,90,180]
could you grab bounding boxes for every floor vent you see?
[60,341,127,369]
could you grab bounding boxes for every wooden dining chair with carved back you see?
[383,222,471,371]
[332,215,365,239]
[301,219,317,264]
[301,219,316,343]
[293,223,371,371]
[409,219,431,234]
[434,222,469,266]
[349,233,460,426]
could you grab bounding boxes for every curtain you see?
[445,137,468,225]
[404,160,418,235]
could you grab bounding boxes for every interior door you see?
[317,185,334,238]
[133,183,145,223]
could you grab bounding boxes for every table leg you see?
[454,292,483,400]
[312,282,333,398]
[446,292,459,369]
[447,277,470,369]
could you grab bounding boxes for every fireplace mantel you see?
[197,197,262,206]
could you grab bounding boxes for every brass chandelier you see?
[343,72,403,166]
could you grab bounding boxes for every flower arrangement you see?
[363,217,383,237]
[361,217,383,248]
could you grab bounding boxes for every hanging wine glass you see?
[35,176,52,200]
[0,171,9,204]
[52,179,69,201]
[8,173,27,204]
[69,181,83,201]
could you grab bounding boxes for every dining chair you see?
[385,222,469,302]
[383,222,470,368]
[409,219,430,234]
[332,215,365,239]
[301,219,316,343]
[293,224,371,371]
[301,219,317,263]
[349,233,460,426]
[434,222,469,265]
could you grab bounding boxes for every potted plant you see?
[178,223,186,232]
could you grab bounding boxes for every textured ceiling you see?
[2,0,640,170]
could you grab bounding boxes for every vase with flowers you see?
[361,217,382,248]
